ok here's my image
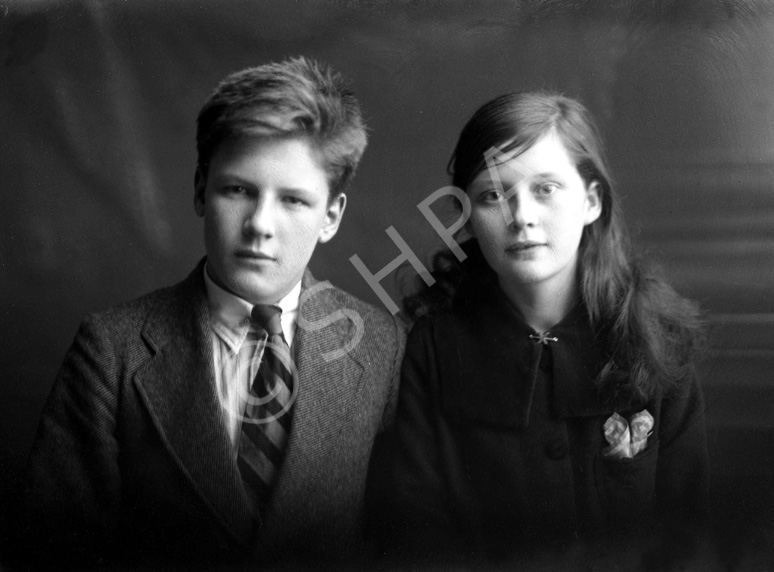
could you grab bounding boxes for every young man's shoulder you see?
[305,277,406,335]
[301,275,408,374]
[327,282,398,323]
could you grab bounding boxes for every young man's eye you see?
[535,182,559,195]
[223,185,248,195]
[283,195,307,206]
[478,190,503,203]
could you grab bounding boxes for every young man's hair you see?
[196,56,368,196]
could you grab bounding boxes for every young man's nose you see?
[244,195,276,237]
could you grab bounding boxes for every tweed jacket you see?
[21,260,406,569]
[379,288,708,560]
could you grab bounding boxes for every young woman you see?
[383,92,708,561]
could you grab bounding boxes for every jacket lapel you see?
[132,261,257,545]
[263,270,365,515]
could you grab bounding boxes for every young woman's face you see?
[466,131,602,299]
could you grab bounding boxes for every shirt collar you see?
[203,263,301,353]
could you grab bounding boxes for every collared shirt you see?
[203,264,301,446]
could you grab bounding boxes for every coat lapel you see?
[132,261,257,545]
[263,270,365,517]
[549,307,618,418]
[440,283,612,428]
[439,295,540,428]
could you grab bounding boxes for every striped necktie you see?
[237,304,295,513]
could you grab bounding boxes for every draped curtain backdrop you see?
[2,0,773,563]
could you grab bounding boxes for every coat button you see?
[545,439,568,460]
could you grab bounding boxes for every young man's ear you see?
[194,168,206,217]
[584,181,602,225]
[318,193,347,244]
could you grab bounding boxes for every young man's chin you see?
[232,278,290,306]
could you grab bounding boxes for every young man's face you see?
[194,135,346,305]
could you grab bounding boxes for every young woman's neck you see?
[499,276,579,334]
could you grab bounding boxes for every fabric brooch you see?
[603,410,654,459]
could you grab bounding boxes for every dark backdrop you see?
[2,0,773,565]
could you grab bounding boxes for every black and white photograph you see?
[1,1,773,570]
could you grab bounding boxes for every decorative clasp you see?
[529,332,558,345]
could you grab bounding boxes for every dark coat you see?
[20,260,406,569]
[379,289,708,560]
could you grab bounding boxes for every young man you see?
[21,57,405,569]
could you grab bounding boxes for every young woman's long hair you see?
[404,92,706,400]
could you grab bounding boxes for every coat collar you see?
[440,281,613,428]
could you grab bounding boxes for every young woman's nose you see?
[505,188,538,229]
